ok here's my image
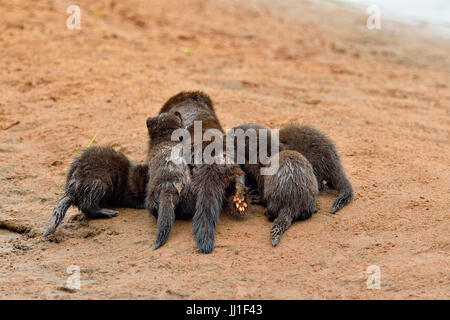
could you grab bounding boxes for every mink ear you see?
[146,117,157,131]
[174,111,183,127]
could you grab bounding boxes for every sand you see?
[0,0,449,299]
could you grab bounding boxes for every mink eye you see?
[179,136,183,142]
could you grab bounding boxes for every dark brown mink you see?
[231,122,353,213]
[159,91,247,253]
[43,146,149,237]
[279,124,353,213]
[145,112,194,249]
[230,123,286,205]
[263,150,318,246]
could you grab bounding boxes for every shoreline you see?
[322,0,450,38]
[255,0,450,44]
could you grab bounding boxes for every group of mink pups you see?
[43,91,353,253]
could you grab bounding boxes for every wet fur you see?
[146,112,194,249]
[159,91,245,253]
[232,122,353,213]
[231,123,286,204]
[43,146,149,236]
[279,124,353,213]
[264,151,318,246]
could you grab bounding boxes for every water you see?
[332,0,450,36]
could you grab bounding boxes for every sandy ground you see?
[0,0,449,299]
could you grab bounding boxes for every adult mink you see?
[159,91,247,253]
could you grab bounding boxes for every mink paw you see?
[233,189,248,215]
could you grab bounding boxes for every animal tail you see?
[192,165,226,254]
[332,174,354,213]
[154,191,176,250]
[42,195,72,237]
[270,208,294,247]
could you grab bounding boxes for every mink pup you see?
[279,124,353,213]
[230,123,286,203]
[232,122,353,213]
[263,150,318,246]
[159,91,247,253]
[43,146,149,237]
[145,112,194,249]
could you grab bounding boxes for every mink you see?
[158,91,247,253]
[145,112,194,249]
[230,122,286,204]
[279,124,354,213]
[263,150,318,246]
[231,122,353,213]
[43,146,148,237]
